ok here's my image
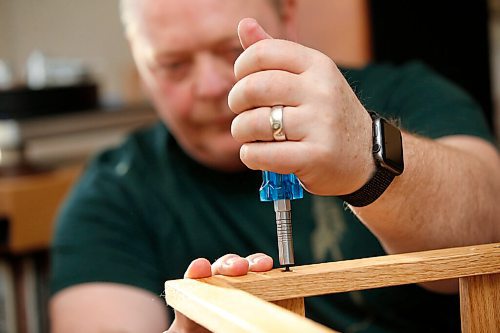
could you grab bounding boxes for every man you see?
[50,0,499,332]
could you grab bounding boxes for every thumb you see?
[183,258,212,278]
[238,18,273,50]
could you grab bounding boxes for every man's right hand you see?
[166,253,273,333]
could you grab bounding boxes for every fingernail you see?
[223,256,239,268]
[248,256,268,268]
[240,145,248,160]
[249,256,264,265]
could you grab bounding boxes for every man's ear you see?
[281,0,298,42]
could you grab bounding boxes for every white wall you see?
[0,0,138,105]
[0,1,13,75]
[0,0,372,107]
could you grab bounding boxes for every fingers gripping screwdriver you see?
[260,171,303,270]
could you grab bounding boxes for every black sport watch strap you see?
[339,111,403,207]
[339,167,395,207]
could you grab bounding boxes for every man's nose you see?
[194,54,233,99]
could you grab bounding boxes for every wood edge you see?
[164,279,336,333]
[272,297,305,316]
[201,243,500,300]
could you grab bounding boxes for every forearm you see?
[353,133,500,255]
[50,284,169,333]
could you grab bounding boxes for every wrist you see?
[349,109,377,193]
[340,112,404,207]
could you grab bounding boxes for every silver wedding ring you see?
[270,105,286,141]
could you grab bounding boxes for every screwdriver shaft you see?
[274,199,294,266]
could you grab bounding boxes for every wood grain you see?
[165,279,336,333]
[272,297,305,316]
[199,243,500,301]
[459,273,500,332]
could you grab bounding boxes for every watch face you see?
[374,118,404,175]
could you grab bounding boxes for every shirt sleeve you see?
[50,152,163,296]
[383,62,495,143]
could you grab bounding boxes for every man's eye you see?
[167,61,187,70]
[158,61,191,80]
[164,61,189,72]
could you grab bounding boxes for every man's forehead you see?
[139,0,242,22]
[146,9,239,50]
[128,0,281,58]
[138,1,242,37]
[134,1,252,45]
[135,0,277,30]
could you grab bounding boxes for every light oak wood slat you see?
[459,273,500,333]
[272,297,305,316]
[165,279,336,333]
[200,243,500,301]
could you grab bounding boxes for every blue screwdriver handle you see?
[259,171,303,202]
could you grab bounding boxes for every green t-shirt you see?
[51,62,493,333]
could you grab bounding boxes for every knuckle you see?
[242,75,265,104]
[251,40,268,69]
[242,76,258,102]
[314,51,336,69]
[242,72,281,105]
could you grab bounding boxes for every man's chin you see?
[207,144,246,171]
[189,138,246,172]
[199,151,246,172]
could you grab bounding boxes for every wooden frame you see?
[165,243,500,332]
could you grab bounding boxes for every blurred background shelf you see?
[18,105,158,167]
[0,106,158,254]
[0,106,158,333]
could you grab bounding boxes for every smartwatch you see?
[339,112,404,207]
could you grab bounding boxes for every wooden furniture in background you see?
[0,107,158,254]
[0,163,83,253]
[165,243,500,333]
